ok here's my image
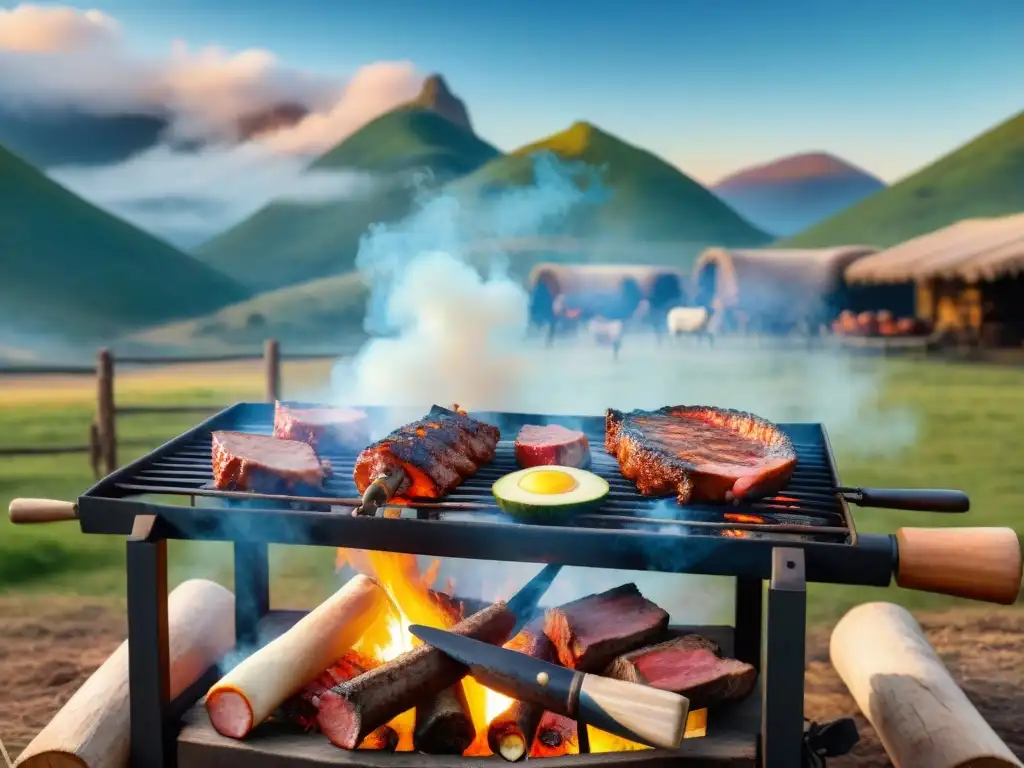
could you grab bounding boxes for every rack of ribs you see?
[353,405,501,499]
[605,405,797,504]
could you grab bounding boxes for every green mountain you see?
[447,121,771,255]
[0,143,251,341]
[195,107,501,292]
[782,111,1024,247]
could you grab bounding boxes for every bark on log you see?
[831,602,1023,768]
[206,574,388,739]
[413,683,475,755]
[486,623,555,762]
[15,579,236,768]
[316,601,517,749]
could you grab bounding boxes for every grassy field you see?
[1,349,1022,626]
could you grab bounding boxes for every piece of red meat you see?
[515,424,591,469]
[211,431,325,492]
[273,402,371,453]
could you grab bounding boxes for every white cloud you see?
[0,4,424,152]
[0,5,431,245]
[49,143,390,246]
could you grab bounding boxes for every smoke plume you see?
[320,151,919,624]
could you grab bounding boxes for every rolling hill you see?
[447,121,771,257]
[782,110,1024,248]
[712,152,885,237]
[0,142,252,341]
[127,272,369,354]
[195,106,502,292]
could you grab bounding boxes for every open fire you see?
[332,548,708,758]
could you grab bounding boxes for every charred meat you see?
[605,405,797,504]
[353,405,500,499]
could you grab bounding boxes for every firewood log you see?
[830,602,1023,768]
[486,622,554,762]
[206,574,388,739]
[413,683,475,754]
[14,579,236,768]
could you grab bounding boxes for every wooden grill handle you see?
[9,498,79,524]
[895,527,1022,605]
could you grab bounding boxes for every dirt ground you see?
[2,596,1022,766]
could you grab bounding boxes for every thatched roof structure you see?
[527,262,688,299]
[845,213,1024,284]
[689,246,876,319]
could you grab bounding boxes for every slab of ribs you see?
[605,405,797,504]
[353,405,501,499]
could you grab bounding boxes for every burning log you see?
[530,712,578,758]
[413,683,475,754]
[278,651,398,752]
[486,622,556,762]
[206,574,388,739]
[831,602,1022,768]
[544,583,669,671]
[604,634,757,709]
[14,580,235,768]
[316,601,517,749]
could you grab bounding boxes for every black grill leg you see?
[234,541,270,648]
[126,515,173,768]
[733,578,762,670]
[761,548,806,768]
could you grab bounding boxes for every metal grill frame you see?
[76,402,897,768]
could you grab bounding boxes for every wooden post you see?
[96,349,117,475]
[88,422,101,480]
[263,338,280,402]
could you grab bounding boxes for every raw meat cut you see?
[211,431,325,492]
[604,635,757,709]
[605,405,797,504]
[514,424,591,469]
[273,402,370,453]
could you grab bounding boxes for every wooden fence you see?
[0,339,341,478]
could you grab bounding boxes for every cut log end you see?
[496,730,528,762]
[315,691,364,750]
[205,688,255,740]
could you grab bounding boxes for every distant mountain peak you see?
[715,152,883,189]
[516,120,618,158]
[410,73,473,132]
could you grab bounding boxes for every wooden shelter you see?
[689,246,876,333]
[527,262,688,326]
[844,214,1024,345]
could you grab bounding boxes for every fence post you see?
[264,338,280,402]
[97,348,117,474]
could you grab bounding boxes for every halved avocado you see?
[492,465,610,524]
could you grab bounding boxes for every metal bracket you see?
[126,514,173,768]
[761,547,807,768]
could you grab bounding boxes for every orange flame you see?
[335,548,707,756]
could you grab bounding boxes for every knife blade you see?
[408,624,690,751]
[505,563,561,636]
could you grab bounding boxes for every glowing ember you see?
[724,512,765,524]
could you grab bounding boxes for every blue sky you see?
[24,0,1024,183]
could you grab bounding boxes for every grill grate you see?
[96,402,853,546]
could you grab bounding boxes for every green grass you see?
[0,142,252,342]
[447,121,771,252]
[781,109,1024,248]
[194,108,502,293]
[2,354,1022,626]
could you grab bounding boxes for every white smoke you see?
[319,151,920,624]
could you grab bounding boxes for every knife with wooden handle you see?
[409,624,689,751]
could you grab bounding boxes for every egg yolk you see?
[517,469,578,495]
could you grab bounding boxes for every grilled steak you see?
[212,431,326,492]
[605,405,797,504]
[273,402,370,453]
[604,635,757,709]
[353,405,500,499]
[515,424,591,469]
